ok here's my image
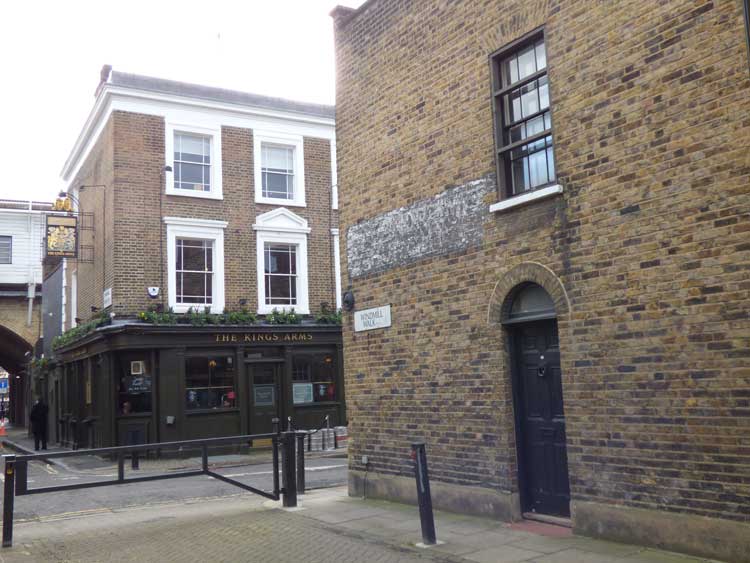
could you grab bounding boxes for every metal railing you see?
[2,424,304,548]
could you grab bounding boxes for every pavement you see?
[0,485,726,562]
[0,426,726,563]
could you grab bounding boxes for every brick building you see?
[47,67,345,448]
[0,199,50,424]
[332,1,750,561]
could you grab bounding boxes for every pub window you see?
[491,32,556,198]
[118,358,152,415]
[264,243,298,306]
[176,238,214,306]
[174,132,211,192]
[292,352,337,404]
[185,355,236,410]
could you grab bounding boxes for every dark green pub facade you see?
[51,323,344,448]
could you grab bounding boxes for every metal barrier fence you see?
[2,424,305,548]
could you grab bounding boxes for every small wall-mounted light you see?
[342,289,355,312]
[163,165,173,173]
[239,299,248,306]
[91,306,99,313]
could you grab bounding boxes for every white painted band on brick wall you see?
[346,176,492,278]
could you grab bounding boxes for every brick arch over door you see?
[487,262,570,324]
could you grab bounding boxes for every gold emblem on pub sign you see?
[46,215,78,258]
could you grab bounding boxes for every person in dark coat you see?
[29,398,49,451]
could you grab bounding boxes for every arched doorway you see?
[503,283,571,518]
[0,325,33,424]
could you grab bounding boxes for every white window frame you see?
[253,208,310,315]
[165,122,223,200]
[0,236,11,264]
[164,217,227,314]
[253,131,306,207]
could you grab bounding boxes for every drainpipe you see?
[26,200,34,327]
[61,259,67,331]
[26,284,34,327]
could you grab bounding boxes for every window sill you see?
[255,196,306,208]
[165,188,223,201]
[489,184,563,213]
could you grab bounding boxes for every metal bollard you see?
[14,460,28,496]
[2,456,16,547]
[281,431,297,507]
[202,444,209,473]
[411,442,437,545]
[296,432,306,495]
[272,418,281,497]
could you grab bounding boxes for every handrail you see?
[12,432,278,462]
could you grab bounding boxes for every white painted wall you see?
[0,206,45,286]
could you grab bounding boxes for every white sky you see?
[0,0,364,203]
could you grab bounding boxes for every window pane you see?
[263,171,293,199]
[517,44,537,80]
[544,112,552,130]
[512,157,529,194]
[535,41,547,71]
[263,145,293,171]
[520,82,539,118]
[529,149,549,188]
[176,134,209,163]
[503,55,519,85]
[182,244,207,271]
[508,89,523,123]
[179,272,209,303]
[547,146,556,181]
[0,236,11,264]
[186,356,236,410]
[526,114,545,137]
[292,353,337,403]
[267,275,292,302]
[539,76,550,110]
[175,163,210,191]
[509,123,526,144]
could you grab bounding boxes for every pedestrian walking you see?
[29,397,49,451]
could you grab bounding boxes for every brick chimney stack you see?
[95,64,112,97]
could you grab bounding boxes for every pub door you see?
[247,362,283,435]
[512,319,571,517]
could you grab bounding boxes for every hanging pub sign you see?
[46,215,78,258]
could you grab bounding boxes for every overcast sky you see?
[0,0,364,203]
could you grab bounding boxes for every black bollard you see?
[282,431,297,507]
[2,456,16,547]
[296,432,306,494]
[411,442,437,545]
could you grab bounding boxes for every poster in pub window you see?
[46,215,78,258]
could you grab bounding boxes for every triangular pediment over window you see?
[253,208,310,234]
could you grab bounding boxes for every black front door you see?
[513,319,570,517]
[248,363,282,435]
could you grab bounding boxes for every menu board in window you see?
[293,383,313,404]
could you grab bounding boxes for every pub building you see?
[53,323,344,447]
[44,66,345,447]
